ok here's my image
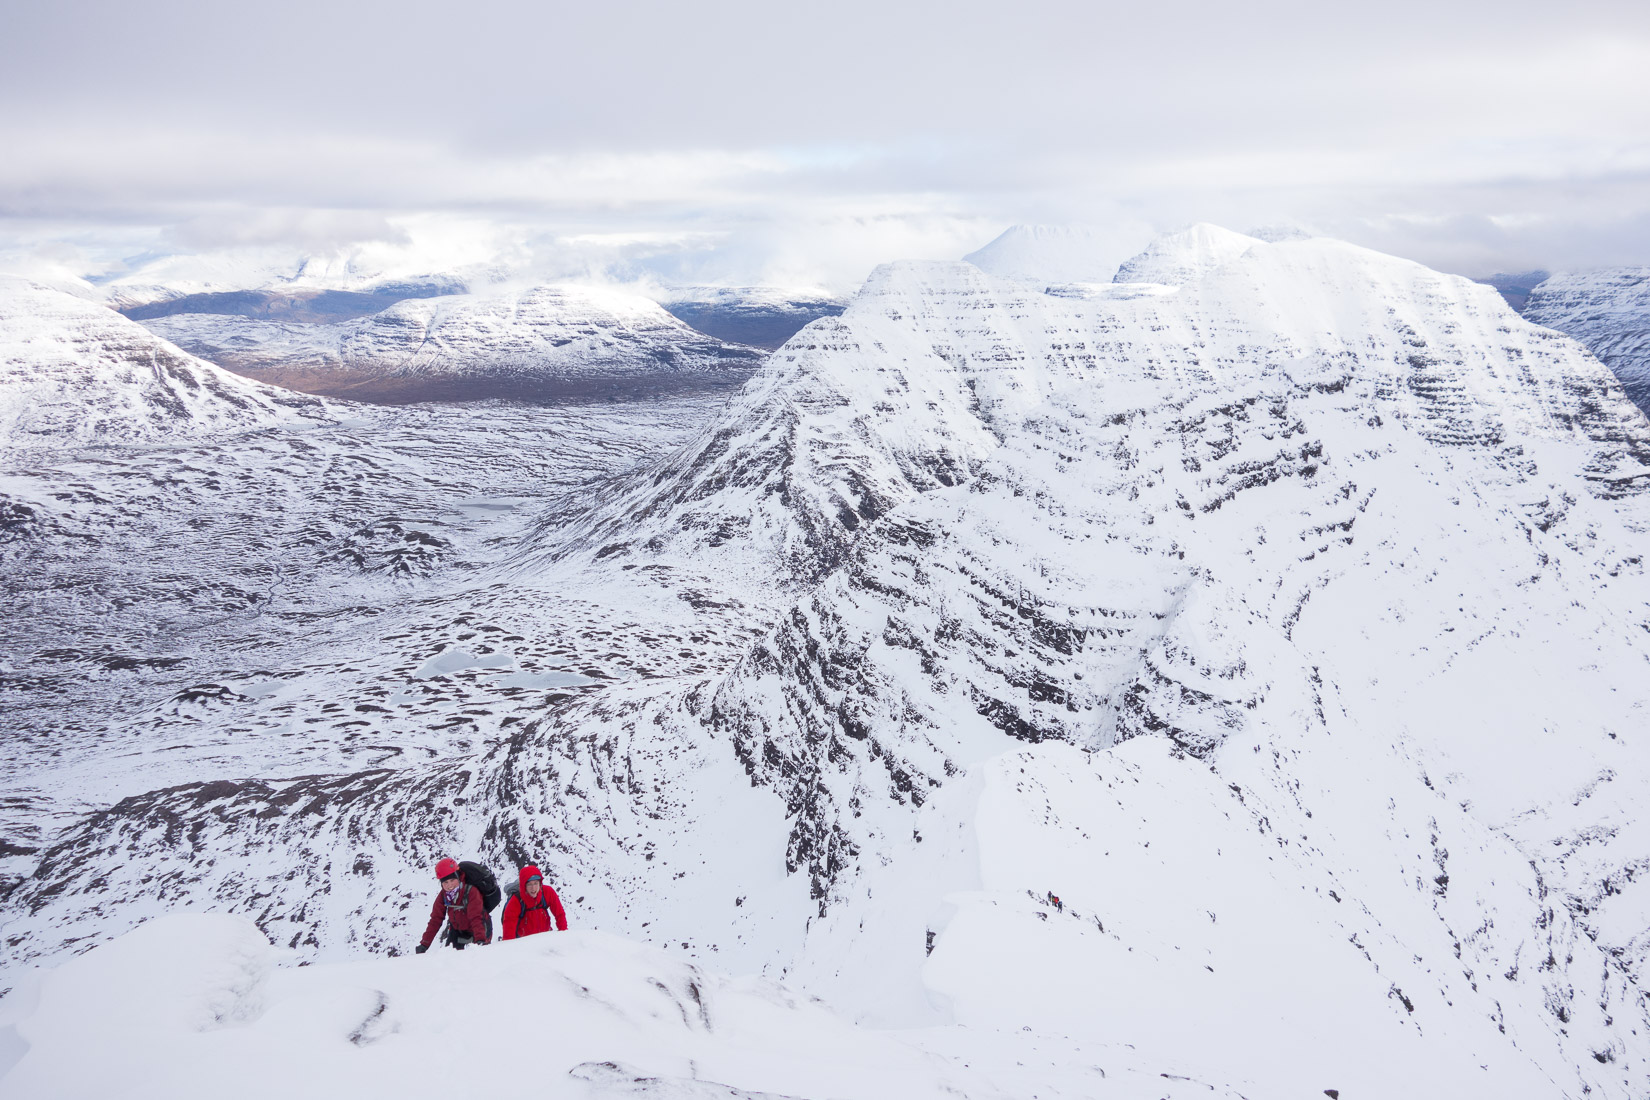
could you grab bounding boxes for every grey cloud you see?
[2,1,1648,286]
[169,208,411,251]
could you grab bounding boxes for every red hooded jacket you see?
[421,877,491,948]
[502,864,567,939]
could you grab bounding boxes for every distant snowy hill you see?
[6,230,1650,1096]
[118,285,459,325]
[963,224,1129,285]
[1474,269,1550,312]
[658,285,845,350]
[94,248,470,312]
[965,222,1262,293]
[0,277,328,449]
[1524,268,1650,417]
[142,285,764,402]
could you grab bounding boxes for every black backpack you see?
[458,861,502,913]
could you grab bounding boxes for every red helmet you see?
[435,858,460,880]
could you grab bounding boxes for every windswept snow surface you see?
[6,230,1650,1097]
[1524,268,1650,417]
[141,285,763,402]
[0,278,328,448]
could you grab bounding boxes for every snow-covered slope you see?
[0,278,327,449]
[6,231,1650,1096]
[143,285,763,402]
[1524,268,1650,417]
[0,914,1274,1100]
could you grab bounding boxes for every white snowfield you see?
[141,284,762,394]
[5,227,1650,1098]
[0,913,1304,1100]
[0,278,329,449]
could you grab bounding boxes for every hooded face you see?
[519,864,544,899]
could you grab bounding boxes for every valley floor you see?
[0,392,762,887]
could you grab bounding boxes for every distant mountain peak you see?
[963,224,1127,285]
[1112,223,1264,286]
[0,277,328,449]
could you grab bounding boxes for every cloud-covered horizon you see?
[3,0,1648,291]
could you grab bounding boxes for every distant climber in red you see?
[501,864,568,939]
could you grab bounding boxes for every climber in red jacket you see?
[501,864,567,939]
[416,857,492,952]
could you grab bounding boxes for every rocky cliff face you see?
[142,285,764,403]
[1524,268,1650,418]
[0,278,328,450]
[7,232,1650,1095]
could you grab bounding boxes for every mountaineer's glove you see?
[414,944,428,954]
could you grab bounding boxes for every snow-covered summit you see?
[141,284,764,402]
[1523,267,1650,417]
[1111,222,1262,286]
[0,278,328,449]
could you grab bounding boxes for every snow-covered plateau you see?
[139,284,764,403]
[1524,268,1650,419]
[5,227,1650,1098]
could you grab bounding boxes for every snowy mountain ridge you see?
[91,246,474,312]
[140,284,764,402]
[5,230,1650,1096]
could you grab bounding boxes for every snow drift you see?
[0,915,999,1100]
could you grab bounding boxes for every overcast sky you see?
[3,0,1648,290]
